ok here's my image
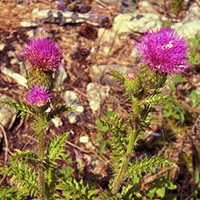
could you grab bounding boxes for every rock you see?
[20,21,38,27]
[10,58,18,65]
[0,43,6,51]
[91,65,136,86]
[127,13,162,33]
[80,135,89,143]
[172,3,200,39]
[63,91,84,124]
[86,83,110,114]
[137,1,159,14]
[1,67,27,88]
[0,94,17,130]
[52,117,63,127]
[172,20,200,39]
[112,14,133,34]
[182,3,200,23]
[56,64,68,87]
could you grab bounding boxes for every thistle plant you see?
[0,37,72,200]
[108,26,189,196]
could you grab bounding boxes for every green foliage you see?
[1,132,72,199]
[100,111,128,160]
[95,112,112,154]
[46,105,74,122]
[47,132,69,163]
[3,156,39,197]
[127,156,177,180]
[110,69,125,83]
[188,34,200,65]
[162,20,172,27]
[170,0,183,15]
[163,97,185,124]
[188,90,200,107]
[57,178,98,200]
[142,93,171,106]
[0,186,26,200]
[146,176,177,200]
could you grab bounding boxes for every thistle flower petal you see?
[21,37,63,72]
[27,85,51,107]
[136,26,189,75]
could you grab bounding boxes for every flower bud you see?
[124,73,143,98]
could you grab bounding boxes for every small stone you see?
[86,83,110,114]
[80,135,89,143]
[26,30,35,38]
[137,1,158,14]
[1,67,27,88]
[20,21,38,27]
[56,64,68,86]
[0,43,6,51]
[52,117,63,127]
[0,94,17,130]
[127,13,162,33]
[63,91,84,124]
[173,20,200,39]
[10,58,18,65]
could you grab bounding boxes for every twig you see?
[0,123,9,185]
[192,114,200,134]
[66,140,90,153]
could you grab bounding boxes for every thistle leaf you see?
[47,105,74,121]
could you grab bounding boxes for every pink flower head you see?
[21,37,63,72]
[127,72,136,80]
[136,26,189,75]
[27,85,51,107]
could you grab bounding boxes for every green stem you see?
[111,127,137,194]
[37,114,46,200]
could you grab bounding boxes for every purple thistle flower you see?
[21,37,63,72]
[27,85,51,107]
[136,26,189,75]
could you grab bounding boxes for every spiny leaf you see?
[109,69,125,83]
[47,132,69,162]
[47,105,74,121]
[142,93,171,106]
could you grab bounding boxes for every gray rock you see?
[63,91,84,124]
[56,64,68,87]
[127,13,162,33]
[182,3,200,23]
[0,94,17,130]
[20,21,38,27]
[86,82,110,114]
[1,67,27,88]
[137,1,159,14]
[172,20,200,39]
[0,43,6,51]
[171,3,200,39]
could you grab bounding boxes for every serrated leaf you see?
[47,105,73,121]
